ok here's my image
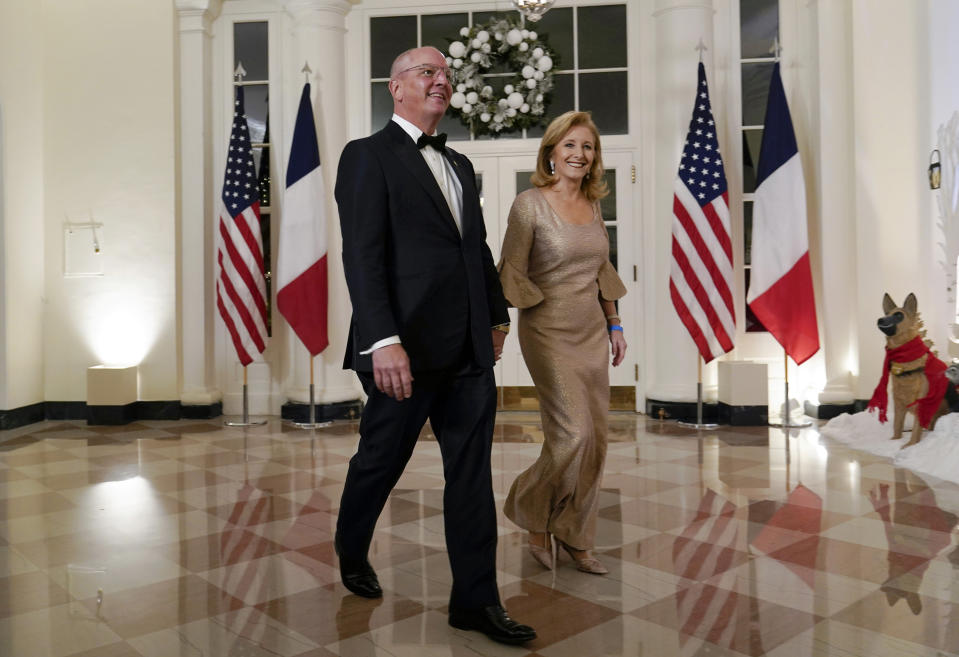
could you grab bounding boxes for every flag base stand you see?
[224,380,267,427]
[768,351,813,428]
[290,384,332,429]
[679,421,720,430]
[224,417,267,427]
[769,416,813,429]
[677,378,719,430]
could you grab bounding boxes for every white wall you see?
[41,0,178,401]
[0,0,45,410]
[851,0,936,400]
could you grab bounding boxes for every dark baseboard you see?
[45,402,88,421]
[804,400,858,420]
[180,402,223,420]
[646,399,720,423]
[1,400,222,430]
[717,402,769,426]
[0,403,46,430]
[138,401,184,421]
[87,403,138,426]
[281,399,363,423]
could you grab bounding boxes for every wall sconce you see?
[930,149,941,190]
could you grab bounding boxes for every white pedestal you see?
[717,361,768,425]
[87,365,138,425]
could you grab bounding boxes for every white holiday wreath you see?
[445,17,556,136]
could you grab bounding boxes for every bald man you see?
[333,47,535,645]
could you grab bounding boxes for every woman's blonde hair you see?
[530,111,608,201]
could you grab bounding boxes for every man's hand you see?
[492,329,506,361]
[372,344,413,400]
[609,330,627,367]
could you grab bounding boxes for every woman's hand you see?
[609,329,627,367]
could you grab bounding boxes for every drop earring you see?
[548,160,555,175]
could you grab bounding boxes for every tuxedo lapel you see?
[448,150,477,239]
[385,123,461,239]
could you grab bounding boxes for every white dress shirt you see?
[360,115,464,355]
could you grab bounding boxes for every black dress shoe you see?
[340,562,382,598]
[448,605,536,645]
[334,535,382,599]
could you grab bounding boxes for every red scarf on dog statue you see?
[867,335,948,428]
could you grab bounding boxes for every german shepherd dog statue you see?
[867,293,950,447]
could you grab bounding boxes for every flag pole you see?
[679,356,719,430]
[225,365,267,426]
[769,349,811,428]
[293,355,332,429]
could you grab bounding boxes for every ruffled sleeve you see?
[597,214,627,301]
[597,260,627,301]
[498,192,545,308]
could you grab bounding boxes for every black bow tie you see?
[417,133,447,150]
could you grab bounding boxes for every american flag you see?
[672,488,750,655]
[669,62,735,362]
[216,86,269,365]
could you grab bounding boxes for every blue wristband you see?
[608,325,623,332]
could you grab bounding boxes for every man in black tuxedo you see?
[333,46,535,646]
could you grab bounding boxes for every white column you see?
[283,0,358,404]
[851,1,925,400]
[646,0,715,402]
[176,0,222,407]
[810,0,857,405]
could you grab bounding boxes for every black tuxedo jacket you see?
[335,120,509,373]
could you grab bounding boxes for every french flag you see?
[277,82,329,356]
[746,63,819,365]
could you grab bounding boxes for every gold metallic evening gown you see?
[499,187,627,551]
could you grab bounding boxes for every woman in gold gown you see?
[499,111,627,575]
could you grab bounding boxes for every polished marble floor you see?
[1,412,958,656]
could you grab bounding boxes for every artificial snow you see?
[821,410,959,484]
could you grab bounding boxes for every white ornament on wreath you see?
[445,16,556,136]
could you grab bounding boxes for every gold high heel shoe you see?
[558,541,608,575]
[527,532,554,570]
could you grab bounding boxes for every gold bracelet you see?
[605,315,621,323]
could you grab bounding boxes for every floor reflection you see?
[868,469,958,615]
[0,416,958,656]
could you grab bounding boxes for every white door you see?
[472,153,640,396]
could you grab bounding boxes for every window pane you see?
[607,225,618,269]
[531,7,573,71]
[472,11,513,25]
[371,81,393,131]
[580,72,628,135]
[599,169,616,222]
[744,268,767,332]
[527,73,574,138]
[743,200,753,265]
[740,0,779,59]
[422,13,468,54]
[742,128,762,193]
[515,171,535,196]
[243,84,269,144]
[578,5,627,69]
[370,16,417,78]
[741,62,774,125]
[233,22,268,81]
[439,111,471,141]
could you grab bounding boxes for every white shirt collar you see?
[392,114,439,144]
